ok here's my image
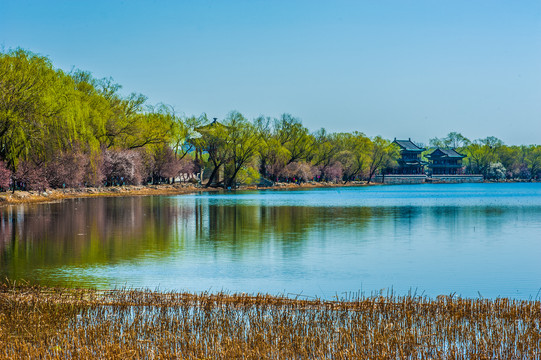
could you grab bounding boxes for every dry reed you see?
[1,282,540,359]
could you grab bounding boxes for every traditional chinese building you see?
[391,138,427,175]
[425,148,466,175]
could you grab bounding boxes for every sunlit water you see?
[1,183,540,299]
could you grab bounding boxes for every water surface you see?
[1,183,540,299]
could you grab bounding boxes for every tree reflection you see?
[1,193,527,289]
[0,197,191,281]
[193,200,376,253]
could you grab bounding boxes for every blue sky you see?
[2,0,540,145]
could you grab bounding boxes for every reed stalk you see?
[1,282,539,359]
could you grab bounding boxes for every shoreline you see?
[0,181,369,206]
[0,179,536,206]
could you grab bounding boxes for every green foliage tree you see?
[171,115,203,161]
[196,119,233,187]
[429,132,470,151]
[336,132,371,182]
[366,137,398,183]
[464,137,503,177]
[496,145,521,178]
[523,145,541,180]
[311,129,342,178]
[223,112,261,188]
[3,48,540,190]
[254,116,289,181]
[0,48,180,189]
[0,49,72,170]
[275,114,313,165]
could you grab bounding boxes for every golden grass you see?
[1,283,540,359]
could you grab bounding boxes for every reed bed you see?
[1,283,540,359]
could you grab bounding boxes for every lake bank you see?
[0,181,368,206]
[1,283,539,359]
[2,178,537,206]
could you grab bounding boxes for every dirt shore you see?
[0,181,367,206]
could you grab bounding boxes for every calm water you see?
[1,183,540,299]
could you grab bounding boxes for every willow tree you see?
[93,78,173,150]
[429,132,471,151]
[524,145,541,180]
[366,136,398,183]
[274,114,314,165]
[311,129,342,180]
[222,112,261,188]
[254,116,289,181]
[464,137,503,176]
[196,119,232,187]
[336,132,371,182]
[0,49,74,171]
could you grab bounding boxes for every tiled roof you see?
[427,148,466,158]
[393,139,425,152]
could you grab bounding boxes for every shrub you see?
[152,146,182,182]
[14,161,48,191]
[281,161,318,182]
[139,149,155,183]
[146,146,197,184]
[0,161,11,191]
[84,154,106,187]
[236,166,261,185]
[45,151,88,188]
[265,159,287,181]
[516,165,531,180]
[320,162,343,182]
[102,149,143,186]
[178,157,196,176]
[487,162,506,180]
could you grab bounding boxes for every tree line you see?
[429,132,541,181]
[1,49,540,192]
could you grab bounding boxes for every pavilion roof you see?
[426,148,466,159]
[393,138,425,152]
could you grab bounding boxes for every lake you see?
[1,183,540,299]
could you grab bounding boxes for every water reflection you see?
[1,183,540,299]
[193,201,376,252]
[0,197,189,280]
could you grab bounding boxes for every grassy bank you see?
[1,284,539,359]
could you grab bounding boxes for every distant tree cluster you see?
[1,49,540,192]
[429,133,541,180]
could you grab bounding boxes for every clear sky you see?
[1,0,540,145]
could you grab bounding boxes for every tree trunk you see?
[205,165,220,188]
[226,166,242,188]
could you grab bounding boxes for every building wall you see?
[430,175,484,183]
[430,167,463,175]
[374,175,427,184]
[391,166,425,175]
[374,174,484,184]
